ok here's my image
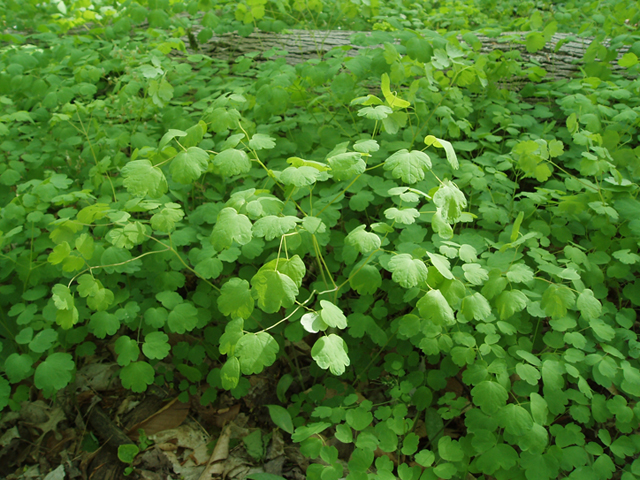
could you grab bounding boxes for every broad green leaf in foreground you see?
[252,215,300,241]
[218,277,254,319]
[142,331,170,360]
[211,208,253,251]
[495,290,528,320]
[383,149,432,184]
[235,332,279,374]
[167,302,199,334]
[417,290,455,326]
[319,300,347,329]
[350,264,382,295]
[120,361,155,393]
[328,152,366,181]
[151,203,184,233]
[260,255,306,288]
[461,293,492,321]
[424,135,459,169]
[576,288,602,320]
[249,133,276,150]
[251,269,298,313]
[170,147,209,184]
[471,381,509,415]
[280,166,321,187]
[387,254,428,288]
[213,148,251,176]
[345,225,381,254]
[311,334,350,375]
[433,180,466,223]
[384,207,420,225]
[267,404,294,434]
[541,284,575,319]
[121,160,168,198]
[34,352,75,398]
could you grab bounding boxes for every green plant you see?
[2,1,640,479]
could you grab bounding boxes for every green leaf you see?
[291,422,332,443]
[516,363,541,385]
[267,405,294,434]
[115,335,140,366]
[194,257,223,280]
[427,252,454,280]
[252,215,300,241]
[499,404,533,436]
[328,152,366,181]
[380,73,411,109]
[461,293,492,321]
[219,318,244,355]
[75,233,94,259]
[142,332,170,360]
[358,105,393,120]
[235,332,279,374]
[90,311,120,338]
[121,160,168,198]
[387,254,429,288]
[29,329,58,353]
[618,52,638,68]
[167,302,199,334]
[384,207,420,225]
[541,284,575,319]
[5,353,34,383]
[34,352,75,398]
[211,208,253,251]
[424,135,459,169]
[151,203,184,233]
[433,180,466,222]
[311,334,350,375]
[576,289,602,320]
[417,290,455,326]
[526,32,546,53]
[350,264,382,295]
[383,149,432,184]
[280,166,321,187]
[471,381,508,415]
[345,225,381,254]
[213,148,251,176]
[159,129,187,150]
[170,147,209,184]
[120,361,155,393]
[220,357,240,390]
[495,290,528,320]
[261,255,306,288]
[218,278,254,319]
[249,133,276,150]
[48,241,71,265]
[319,300,347,329]
[346,406,373,431]
[438,436,464,462]
[118,444,140,464]
[251,269,298,313]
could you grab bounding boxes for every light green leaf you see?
[253,215,300,241]
[619,52,638,68]
[280,166,320,187]
[350,264,382,295]
[461,293,492,321]
[462,263,489,285]
[194,257,223,280]
[211,208,253,251]
[311,334,350,375]
[5,353,34,383]
[235,332,279,374]
[328,152,366,181]
[249,133,276,150]
[121,160,168,198]
[506,263,534,284]
[251,269,298,313]
[218,278,254,319]
[267,405,294,434]
[612,249,640,264]
[424,135,459,169]
[388,254,429,288]
[302,216,326,234]
[167,302,199,334]
[433,180,466,222]
[381,73,411,109]
[319,300,347,329]
[427,252,454,280]
[438,436,464,462]
[48,242,71,265]
[34,352,75,398]
[577,289,602,320]
[75,234,94,259]
[353,139,380,153]
[383,149,432,184]
[345,225,381,254]
[358,105,393,120]
[471,381,508,415]
[120,361,155,393]
[219,318,244,355]
[260,255,306,288]
[516,363,541,385]
[541,284,576,319]
[89,311,120,338]
[142,331,170,360]
[301,312,328,333]
[220,357,240,390]
[151,203,184,233]
[213,149,251,176]
[384,207,420,225]
[499,404,533,436]
[159,129,187,150]
[417,290,455,326]
[115,335,140,366]
[170,147,209,184]
[28,329,57,353]
[495,290,528,320]
[526,32,546,53]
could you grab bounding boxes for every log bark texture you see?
[191,28,630,81]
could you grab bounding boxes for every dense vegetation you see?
[2,0,640,478]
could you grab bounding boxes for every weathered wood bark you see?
[191,28,630,81]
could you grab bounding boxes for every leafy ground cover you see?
[2,0,640,479]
